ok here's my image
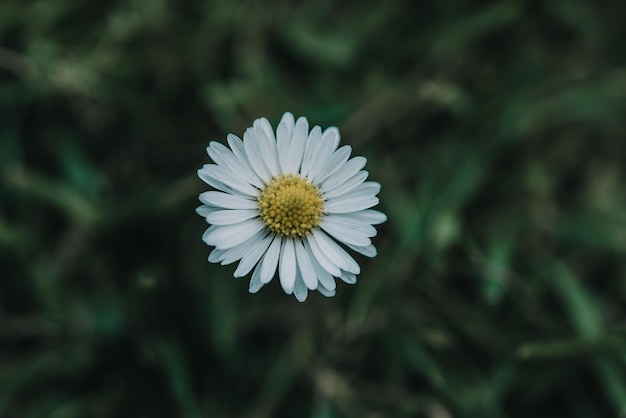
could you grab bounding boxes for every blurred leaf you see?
[55,141,102,198]
[403,337,445,387]
[4,165,102,225]
[593,357,626,416]
[501,81,626,139]
[280,23,357,68]
[550,264,603,341]
[481,238,512,305]
[430,1,521,56]
[156,340,202,418]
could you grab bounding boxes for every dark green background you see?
[2,1,626,417]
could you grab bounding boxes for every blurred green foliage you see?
[2,0,626,417]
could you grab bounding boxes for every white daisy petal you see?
[248,263,265,293]
[203,219,265,250]
[294,240,318,290]
[276,113,296,173]
[320,156,366,193]
[307,127,340,180]
[345,242,378,258]
[208,248,225,263]
[197,166,240,195]
[323,171,369,200]
[227,134,266,184]
[306,233,341,277]
[205,141,230,165]
[206,228,266,265]
[243,128,272,182]
[254,117,276,142]
[310,145,352,184]
[276,121,291,173]
[339,270,357,284]
[254,125,280,177]
[300,126,322,178]
[320,215,376,247]
[218,248,244,265]
[304,241,336,291]
[311,229,360,275]
[199,191,257,210]
[260,235,281,283]
[280,112,295,136]
[195,205,218,217]
[218,229,266,264]
[334,181,381,200]
[293,270,308,302]
[324,181,381,213]
[279,238,296,293]
[325,195,379,214]
[234,233,273,277]
[227,134,257,173]
[321,127,341,154]
[348,209,388,225]
[197,112,385,300]
[198,164,259,196]
[226,133,245,154]
[286,116,308,174]
[202,225,217,243]
[206,209,259,225]
[207,141,263,188]
[316,281,336,297]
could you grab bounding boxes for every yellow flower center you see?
[257,174,325,238]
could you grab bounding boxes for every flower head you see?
[196,112,386,302]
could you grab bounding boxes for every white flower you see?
[196,112,386,302]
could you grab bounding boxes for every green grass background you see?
[2,0,626,417]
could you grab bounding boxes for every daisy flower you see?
[196,112,386,302]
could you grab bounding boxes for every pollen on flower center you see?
[257,174,325,238]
